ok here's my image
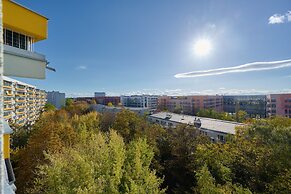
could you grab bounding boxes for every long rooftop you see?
[149,112,244,134]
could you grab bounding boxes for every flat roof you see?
[3,76,36,88]
[149,112,244,134]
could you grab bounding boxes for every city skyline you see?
[14,0,291,97]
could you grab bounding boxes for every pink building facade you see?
[158,95,223,115]
[266,94,291,118]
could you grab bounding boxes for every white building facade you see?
[121,95,158,110]
[47,91,65,109]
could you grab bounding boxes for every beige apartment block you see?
[3,76,47,126]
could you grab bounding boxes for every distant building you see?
[94,92,106,97]
[47,91,65,109]
[95,96,120,106]
[74,96,120,106]
[91,104,150,116]
[158,95,223,115]
[266,93,291,118]
[223,95,266,118]
[148,112,243,143]
[121,95,159,109]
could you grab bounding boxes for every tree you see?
[13,110,78,193]
[65,98,73,107]
[100,112,116,132]
[235,110,247,122]
[44,103,56,111]
[158,124,209,193]
[108,102,113,107]
[195,164,251,194]
[30,131,165,194]
[173,104,182,114]
[194,117,291,193]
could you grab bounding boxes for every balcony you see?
[3,45,47,79]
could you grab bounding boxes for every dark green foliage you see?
[44,103,56,111]
[197,109,248,122]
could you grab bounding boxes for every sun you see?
[193,38,212,56]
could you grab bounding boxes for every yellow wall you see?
[3,0,48,42]
[4,134,10,159]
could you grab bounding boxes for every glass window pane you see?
[20,34,26,49]
[13,32,20,48]
[6,29,12,46]
[3,29,6,44]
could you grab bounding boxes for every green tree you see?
[194,117,291,193]
[31,131,165,194]
[65,98,73,107]
[108,102,113,107]
[173,104,182,114]
[158,124,209,193]
[235,110,247,122]
[44,103,56,111]
[195,164,252,194]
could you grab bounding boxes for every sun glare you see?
[194,38,212,57]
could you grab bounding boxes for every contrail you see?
[175,59,291,78]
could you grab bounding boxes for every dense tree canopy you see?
[11,104,291,194]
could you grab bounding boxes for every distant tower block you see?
[94,92,106,97]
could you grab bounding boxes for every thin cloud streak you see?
[76,65,87,70]
[175,59,291,78]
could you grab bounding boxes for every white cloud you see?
[268,11,291,24]
[76,65,87,70]
[287,11,291,22]
[268,14,285,24]
[175,59,291,78]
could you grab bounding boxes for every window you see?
[13,32,20,48]
[4,28,33,51]
[20,34,26,50]
[6,29,12,46]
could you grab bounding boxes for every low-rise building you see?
[148,112,243,142]
[223,95,266,118]
[266,93,291,118]
[158,95,223,115]
[47,91,65,109]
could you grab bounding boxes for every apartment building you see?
[2,0,49,192]
[148,112,243,143]
[3,76,46,126]
[47,91,65,109]
[266,94,291,118]
[158,95,223,115]
[223,95,266,118]
[121,95,159,110]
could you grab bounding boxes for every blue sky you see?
[16,0,291,97]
